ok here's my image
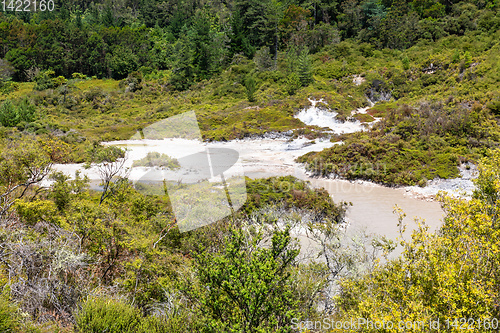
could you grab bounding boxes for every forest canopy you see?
[0,0,499,85]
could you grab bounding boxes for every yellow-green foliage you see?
[15,200,60,227]
[0,295,20,332]
[333,150,500,332]
[75,297,141,333]
[0,32,498,152]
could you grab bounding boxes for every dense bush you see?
[75,297,141,333]
[244,176,348,222]
[192,227,301,333]
[0,98,35,127]
[34,70,66,91]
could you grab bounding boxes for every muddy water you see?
[308,178,444,241]
[208,138,445,243]
[50,137,445,249]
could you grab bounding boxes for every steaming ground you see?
[294,98,381,134]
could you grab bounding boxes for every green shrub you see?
[487,100,500,115]
[243,176,348,222]
[285,72,301,95]
[0,98,35,127]
[84,87,106,102]
[72,72,87,80]
[137,315,194,333]
[0,81,19,94]
[75,297,141,333]
[34,70,66,91]
[402,55,410,70]
[0,296,20,332]
[297,48,313,86]
[119,71,143,92]
[464,51,473,67]
[132,152,180,169]
[244,74,257,102]
[0,99,18,127]
[16,98,36,123]
[193,227,301,333]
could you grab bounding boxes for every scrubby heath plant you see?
[243,176,349,222]
[189,226,301,332]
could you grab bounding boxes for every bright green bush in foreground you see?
[75,297,141,333]
[0,296,20,332]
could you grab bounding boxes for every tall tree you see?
[266,0,287,69]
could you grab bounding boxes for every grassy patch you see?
[353,113,375,122]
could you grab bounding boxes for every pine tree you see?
[17,98,36,123]
[0,100,18,127]
[297,48,313,87]
[285,72,301,95]
[244,75,257,102]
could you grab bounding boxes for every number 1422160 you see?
[2,0,54,12]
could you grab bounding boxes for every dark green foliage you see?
[254,47,274,71]
[108,46,140,80]
[452,49,461,63]
[86,144,125,164]
[487,100,500,115]
[378,4,420,49]
[229,8,255,59]
[34,70,65,91]
[0,59,14,83]
[50,172,72,211]
[119,71,143,93]
[0,100,17,127]
[16,97,36,123]
[244,74,257,102]
[0,98,35,127]
[0,0,496,87]
[193,227,300,333]
[402,55,410,70]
